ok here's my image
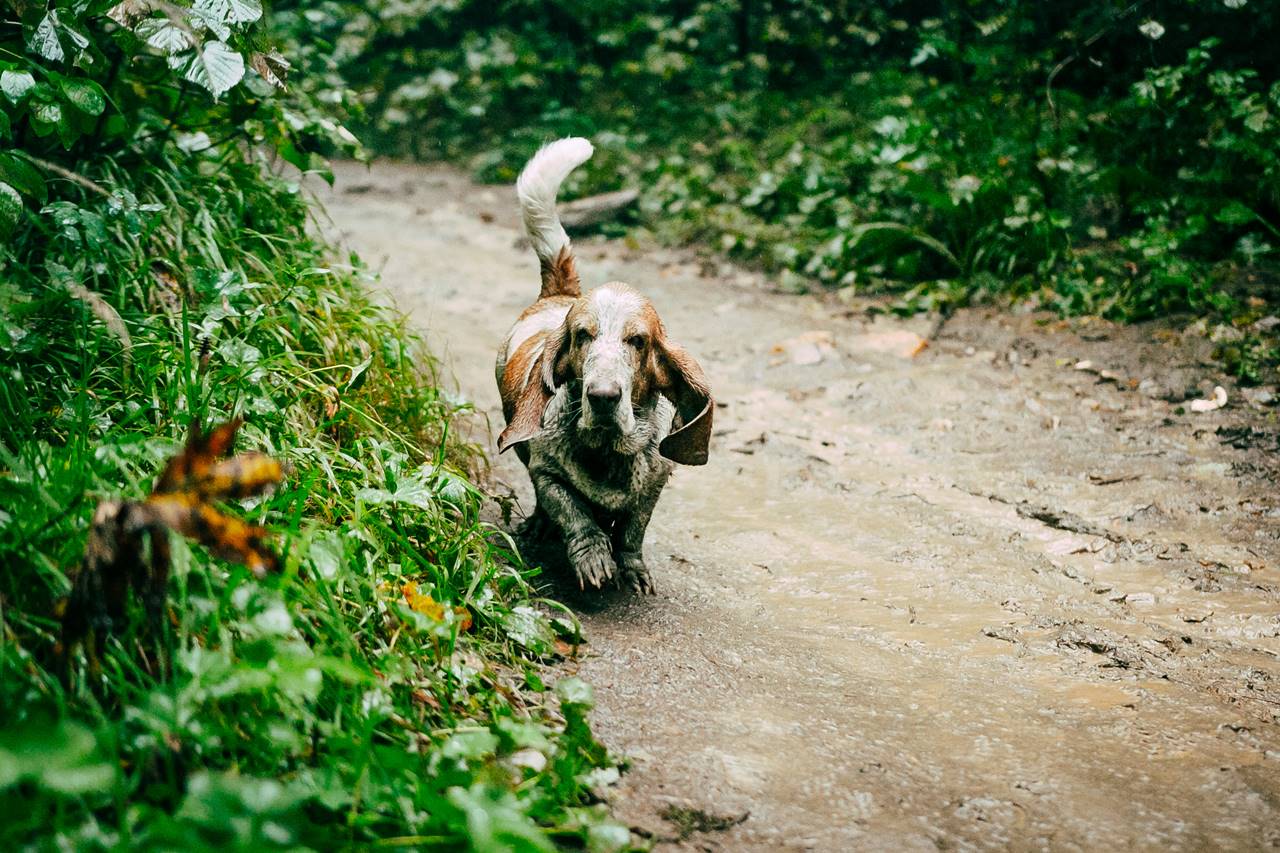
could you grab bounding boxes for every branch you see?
[27,156,112,198]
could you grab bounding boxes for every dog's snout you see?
[586,381,622,408]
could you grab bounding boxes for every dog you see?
[495,138,713,594]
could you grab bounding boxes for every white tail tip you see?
[516,137,594,262]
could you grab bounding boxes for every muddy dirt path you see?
[320,162,1280,851]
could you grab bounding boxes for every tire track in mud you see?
[321,162,1280,852]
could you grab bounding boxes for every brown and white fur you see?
[495,138,713,594]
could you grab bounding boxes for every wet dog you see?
[495,138,713,593]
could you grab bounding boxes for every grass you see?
[0,141,632,850]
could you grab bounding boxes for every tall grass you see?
[0,143,629,850]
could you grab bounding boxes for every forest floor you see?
[320,161,1280,851]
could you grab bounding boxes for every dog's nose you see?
[586,382,622,409]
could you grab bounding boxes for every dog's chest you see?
[533,398,674,510]
[570,442,668,503]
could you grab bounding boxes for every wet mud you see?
[320,162,1280,851]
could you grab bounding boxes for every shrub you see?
[286,0,1280,334]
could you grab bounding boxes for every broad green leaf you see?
[1216,201,1256,226]
[502,605,553,655]
[60,21,91,54]
[30,101,64,136]
[1,70,36,104]
[0,111,8,139]
[0,182,20,237]
[181,41,245,96]
[355,474,434,510]
[187,7,231,40]
[29,13,65,62]
[307,532,343,580]
[196,0,263,24]
[59,77,106,116]
[136,18,195,54]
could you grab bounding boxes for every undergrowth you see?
[284,0,1280,384]
[1,3,629,850]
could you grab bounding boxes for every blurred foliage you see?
[1,2,629,849]
[284,0,1280,356]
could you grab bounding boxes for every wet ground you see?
[320,162,1280,851]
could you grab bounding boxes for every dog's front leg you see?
[532,475,616,589]
[614,492,660,595]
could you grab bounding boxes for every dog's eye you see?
[575,329,594,345]
[627,335,646,350]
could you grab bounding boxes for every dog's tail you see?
[516,137,593,298]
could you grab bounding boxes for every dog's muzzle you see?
[585,380,622,413]
[579,377,635,435]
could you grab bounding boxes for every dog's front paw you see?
[617,550,655,595]
[567,533,616,590]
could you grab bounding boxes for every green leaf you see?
[441,729,499,762]
[356,475,434,511]
[1216,201,1256,227]
[29,13,65,62]
[307,532,343,580]
[0,182,23,238]
[29,101,64,138]
[181,41,245,96]
[555,677,595,709]
[848,221,961,269]
[195,0,263,25]
[0,110,9,140]
[59,77,107,117]
[344,353,373,391]
[502,605,554,655]
[136,18,195,54]
[447,785,556,853]
[0,153,46,204]
[1,70,36,104]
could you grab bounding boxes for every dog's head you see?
[498,283,712,464]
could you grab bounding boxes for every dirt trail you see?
[320,162,1280,851]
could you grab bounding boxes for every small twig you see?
[959,486,1127,543]
[27,156,112,198]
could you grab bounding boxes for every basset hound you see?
[495,138,713,593]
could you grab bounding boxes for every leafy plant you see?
[0,1,631,848]
[288,0,1279,339]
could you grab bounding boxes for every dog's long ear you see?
[497,325,570,454]
[656,339,713,465]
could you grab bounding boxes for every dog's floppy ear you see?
[656,339,713,465]
[497,325,570,453]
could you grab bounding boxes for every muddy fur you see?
[521,384,677,592]
[496,138,711,592]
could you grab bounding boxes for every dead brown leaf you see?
[58,420,285,681]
